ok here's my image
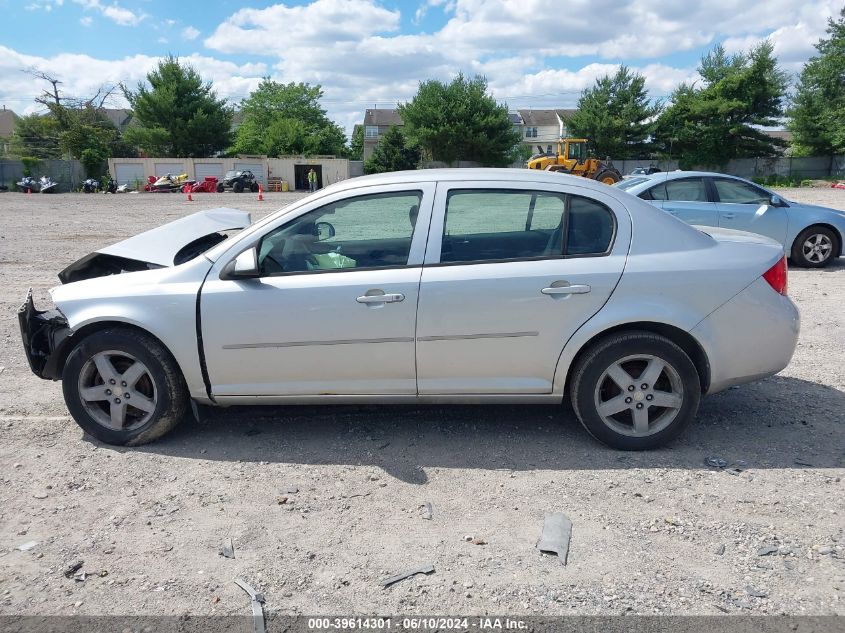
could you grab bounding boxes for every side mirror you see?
[315,221,336,241]
[770,194,784,207]
[221,246,259,280]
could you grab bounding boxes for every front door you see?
[648,177,718,226]
[200,185,433,397]
[415,183,629,394]
[712,177,788,244]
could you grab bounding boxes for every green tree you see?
[788,7,845,155]
[364,126,420,174]
[10,114,62,159]
[654,42,788,168]
[122,56,232,157]
[229,79,346,156]
[566,66,661,159]
[398,73,521,166]
[349,125,364,160]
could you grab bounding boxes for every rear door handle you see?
[722,212,736,219]
[541,284,591,296]
[356,293,405,304]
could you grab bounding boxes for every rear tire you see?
[570,332,700,450]
[62,327,188,446]
[791,226,838,268]
[216,182,225,193]
[594,169,622,185]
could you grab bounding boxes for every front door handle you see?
[541,284,591,296]
[356,292,405,304]
[721,212,736,219]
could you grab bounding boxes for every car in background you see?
[628,166,661,176]
[20,169,799,450]
[217,169,260,193]
[616,171,845,267]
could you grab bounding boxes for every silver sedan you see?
[20,169,800,449]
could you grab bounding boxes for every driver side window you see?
[258,191,422,275]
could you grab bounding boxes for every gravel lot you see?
[0,187,843,617]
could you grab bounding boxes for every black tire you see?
[250,182,259,193]
[570,331,701,450]
[216,182,225,193]
[62,327,188,446]
[233,181,244,193]
[790,225,839,268]
[594,169,622,185]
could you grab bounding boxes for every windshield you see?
[615,177,650,191]
[224,170,239,179]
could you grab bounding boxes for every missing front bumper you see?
[18,289,72,380]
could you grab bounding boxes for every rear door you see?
[712,177,788,243]
[642,177,718,226]
[415,181,630,395]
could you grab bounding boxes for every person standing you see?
[307,168,318,193]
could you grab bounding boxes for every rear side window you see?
[440,190,614,264]
[713,179,770,204]
[647,178,708,202]
[566,196,615,255]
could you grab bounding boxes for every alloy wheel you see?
[802,233,833,264]
[77,350,157,431]
[593,354,684,437]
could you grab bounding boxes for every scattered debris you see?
[421,502,433,520]
[746,586,768,598]
[379,564,435,588]
[212,596,220,604]
[32,492,48,499]
[281,485,299,494]
[757,545,778,556]
[713,604,730,613]
[63,561,83,578]
[219,537,235,559]
[276,496,289,505]
[537,512,572,566]
[705,456,728,469]
[714,544,726,556]
[470,537,488,546]
[463,535,474,542]
[377,441,390,450]
[16,541,39,552]
[74,571,87,583]
[234,579,266,633]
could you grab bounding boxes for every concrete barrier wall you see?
[0,159,85,191]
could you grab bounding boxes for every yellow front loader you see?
[527,138,622,185]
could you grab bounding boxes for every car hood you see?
[58,208,251,284]
[787,201,845,217]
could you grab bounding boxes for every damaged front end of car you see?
[18,289,73,380]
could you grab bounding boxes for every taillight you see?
[762,256,788,295]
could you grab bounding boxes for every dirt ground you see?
[0,186,843,618]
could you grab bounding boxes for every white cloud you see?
[157,37,168,44]
[79,15,92,26]
[72,0,145,26]
[0,46,267,115]
[182,26,200,40]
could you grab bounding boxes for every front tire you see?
[791,226,838,268]
[570,332,701,450]
[233,181,244,193]
[62,327,188,446]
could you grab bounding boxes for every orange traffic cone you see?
[257,183,264,201]
[26,188,31,195]
[187,189,193,201]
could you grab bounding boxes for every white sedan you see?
[20,169,800,449]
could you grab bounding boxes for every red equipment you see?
[188,177,219,193]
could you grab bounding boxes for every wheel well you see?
[792,223,843,257]
[53,321,180,379]
[565,322,711,395]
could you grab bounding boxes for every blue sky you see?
[0,0,839,133]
